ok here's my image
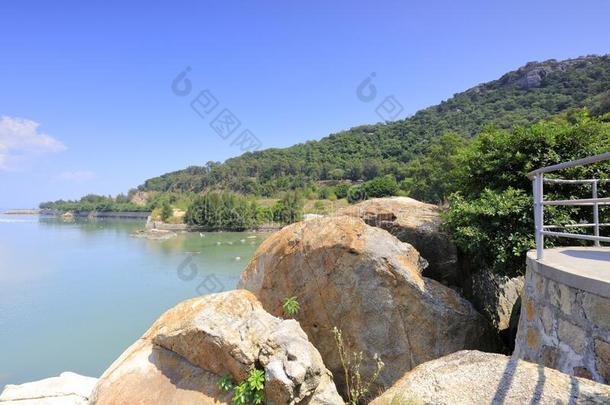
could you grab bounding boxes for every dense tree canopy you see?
[442,112,610,276]
[137,56,610,198]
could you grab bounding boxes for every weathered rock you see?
[337,197,458,285]
[370,350,610,405]
[239,216,498,396]
[0,372,97,405]
[90,290,343,405]
[466,267,524,347]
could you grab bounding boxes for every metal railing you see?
[527,152,610,260]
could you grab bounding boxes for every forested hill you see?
[139,55,610,197]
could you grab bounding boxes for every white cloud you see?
[55,170,96,182]
[0,116,66,170]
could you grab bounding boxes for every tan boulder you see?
[370,350,610,405]
[90,290,343,405]
[337,197,458,285]
[0,372,97,405]
[238,216,498,397]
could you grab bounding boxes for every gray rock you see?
[467,267,524,345]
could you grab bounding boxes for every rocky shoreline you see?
[2,197,609,404]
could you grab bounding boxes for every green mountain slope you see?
[139,55,610,196]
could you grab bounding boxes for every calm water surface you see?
[0,213,267,388]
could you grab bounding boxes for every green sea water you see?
[0,213,266,388]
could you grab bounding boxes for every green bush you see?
[362,175,399,198]
[160,202,173,222]
[443,189,535,276]
[347,185,366,204]
[442,112,610,276]
[334,184,351,199]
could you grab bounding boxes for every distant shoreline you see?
[40,209,150,219]
[3,209,41,215]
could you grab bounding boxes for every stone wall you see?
[514,251,610,383]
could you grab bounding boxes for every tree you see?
[443,112,610,276]
[160,202,173,222]
[185,192,258,230]
[402,132,469,203]
[273,191,304,225]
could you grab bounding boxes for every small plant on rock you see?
[332,326,385,405]
[217,368,265,405]
[218,373,234,392]
[282,296,300,317]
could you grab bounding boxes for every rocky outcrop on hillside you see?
[337,197,458,286]
[0,372,97,405]
[370,350,610,405]
[239,216,499,396]
[90,290,343,405]
[471,55,604,92]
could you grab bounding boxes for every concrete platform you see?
[527,247,610,297]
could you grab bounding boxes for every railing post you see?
[533,174,544,260]
[593,180,600,247]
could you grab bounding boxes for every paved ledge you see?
[527,247,610,298]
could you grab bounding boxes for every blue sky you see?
[1,0,609,208]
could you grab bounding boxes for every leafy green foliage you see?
[442,112,610,276]
[272,191,304,225]
[160,202,173,222]
[232,368,265,405]
[218,369,265,405]
[363,175,399,198]
[402,133,469,203]
[218,373,234,392]
[282,296,300,317]
[185,192,258,230]
[333,183,351,199]
[443,189,535,275]
[39,194,149,212]
[347,175,400,203]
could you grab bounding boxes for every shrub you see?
[160,202,173,222]
[347,185,366,204]
[362,175,399,198]
[334,184,351,199]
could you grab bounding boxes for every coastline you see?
[3,209,41,215]
[39,209,151,219]
[144,218,282,234]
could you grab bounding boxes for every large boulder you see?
[238,216,499,397]
[0,372,97,405]
[90,290,343,405]
[370,350,610,405]
[337,197,458,285]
